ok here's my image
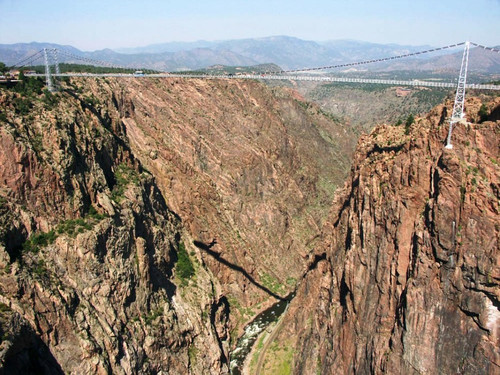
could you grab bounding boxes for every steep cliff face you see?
[67,77,355,332]
[278,96,499,374]
[0,83,230,374]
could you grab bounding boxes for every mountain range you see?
[1,36,499,73]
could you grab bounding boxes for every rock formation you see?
[2,73,496,375]
[0,79,233,374]
[277,96,499,374]
[0,76,355,373]
[75,77,355,334]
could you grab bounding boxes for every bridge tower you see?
[51,48,61,75]
[43,48,55,92]
[445,41,470,149]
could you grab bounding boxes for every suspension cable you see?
[469,42,500,54]
[11,49,45,69]
[56,49,156,74]
[271,42,467,74]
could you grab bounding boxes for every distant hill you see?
[116,40,218,54]
[0,37,498,73]
[0,43,259,71]
[0,42,81,66]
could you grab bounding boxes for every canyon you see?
[0,75,498,374]
[0,76,354,374]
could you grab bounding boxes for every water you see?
[229,293,295,375]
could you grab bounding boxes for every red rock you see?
[280,97,500,374]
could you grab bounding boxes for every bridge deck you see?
[26,73,500,90]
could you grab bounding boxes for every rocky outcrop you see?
[0,84,229,374]
[278,96,500,374]
[67,77,355,335]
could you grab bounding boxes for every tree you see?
[405,114,414,135]
[0,62,8,75]
[478,104,488,123]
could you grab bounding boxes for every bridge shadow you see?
[193,240,285,301]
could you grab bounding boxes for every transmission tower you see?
[445,41,470,149]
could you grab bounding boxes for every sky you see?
[0,0,499,51]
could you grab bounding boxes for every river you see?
[229,293,294,375]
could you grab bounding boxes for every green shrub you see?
[0,302,11,313]
[478,104,489,122]
[22,230,57,253]
[144,307,162,325]
[176,241,195,284]
[43,89,59,109]
[404,114,414,135]
[88,205,106,220]
[56,218,92,237]
[33,259,48,278]
[111,163,140,202]
[14,75,44,96]
[13,97,32,115]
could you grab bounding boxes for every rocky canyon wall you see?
[278,96,499,374]
[0,76,356,373]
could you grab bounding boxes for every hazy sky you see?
[1,0,499,50]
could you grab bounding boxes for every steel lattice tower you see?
[43,48,55,92]
[51,48,61,75]
[445,41,470,149]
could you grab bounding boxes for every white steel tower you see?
[445,41,470,149]
[43,48,55,92]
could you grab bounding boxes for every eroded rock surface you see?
[73,77,355,335]
[0,83,230,374]
[0,77,355,373]
[278,97,500,374]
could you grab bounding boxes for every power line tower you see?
[445,41,470,149]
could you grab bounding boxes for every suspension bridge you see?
[8,41,500,147]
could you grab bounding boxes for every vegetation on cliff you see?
[2,71,494,374]
[0,78,231,374]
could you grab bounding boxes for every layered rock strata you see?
[278,97,500,374]
[0,76,356,373]
[0,83,229,374]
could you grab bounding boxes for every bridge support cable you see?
[446,41,470,149]
[57,49,125,71]
[469,43,500,54]
[43,48,55,92]
[14,41,500,94]
[55,49,157,74]
[269,42,466,74]
[10,49,44,69]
